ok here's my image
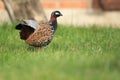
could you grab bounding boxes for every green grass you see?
[0,23,120,80]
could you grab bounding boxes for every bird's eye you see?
[55,12,59,15]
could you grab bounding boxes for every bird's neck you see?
[49,16,57,31]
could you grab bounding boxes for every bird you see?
[15,11,63,47]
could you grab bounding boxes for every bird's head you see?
[51,11,63,18]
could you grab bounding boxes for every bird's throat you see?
[49,16,57,31]
[50,16,56,22]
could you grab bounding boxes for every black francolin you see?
[16,11,62,47]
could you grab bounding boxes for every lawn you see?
[0,23,120,80]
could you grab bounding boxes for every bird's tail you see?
[15,23,23,30]
[15,19,27,30]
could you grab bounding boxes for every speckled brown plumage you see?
[15,11,62,47]
[25,23,54,47]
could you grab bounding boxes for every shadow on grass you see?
[27,46,46,52]
[27,46,38,52]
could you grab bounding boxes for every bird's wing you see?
[23,20,39,30]
[25,23,54,47]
